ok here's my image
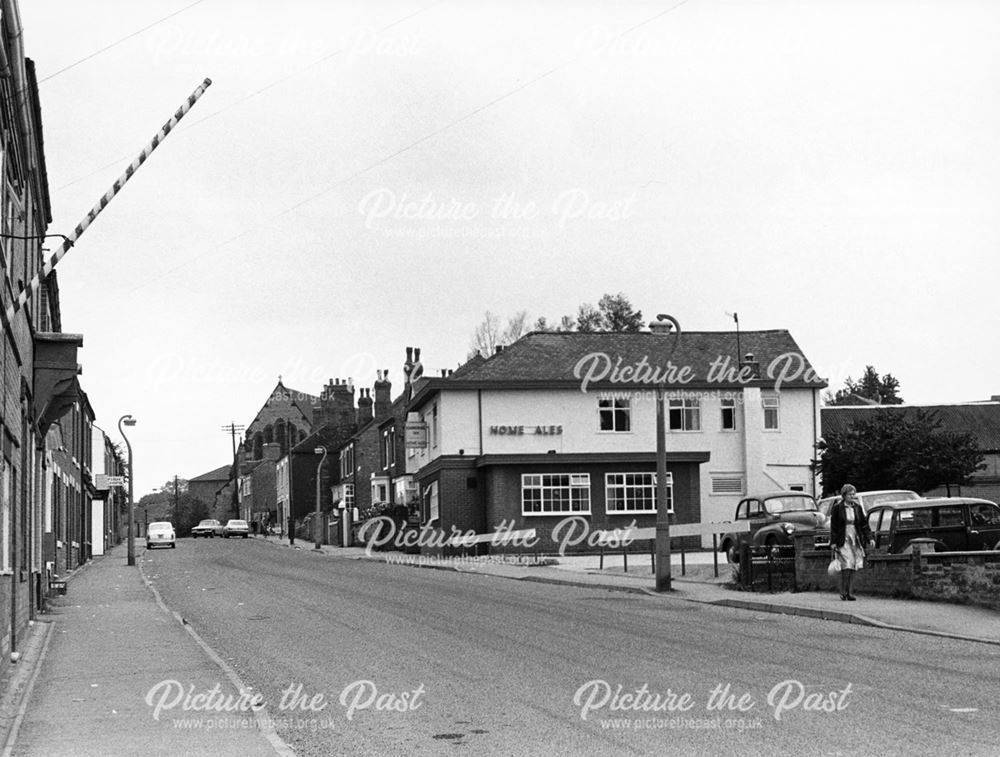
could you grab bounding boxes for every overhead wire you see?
[38,0,208,84]
[127,0,693,292]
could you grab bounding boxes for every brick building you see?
[188,463,234,521]
[0,8,92,668]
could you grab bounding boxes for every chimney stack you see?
[357,387,374,425]
[374,369,392,420]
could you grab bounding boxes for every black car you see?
[720,491,827,563]
[867,497,1000,554]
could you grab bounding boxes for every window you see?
[381,426,396,469]
[343,483,355,508]
[970,503,1000,527]
[522,473,591,515]
[762,392,779,430]
[339,444,354,479]
[605,472,672,514]
[430,405,438,449]
[0,461,9,573]
[598,398,631,432]
[424,480,439,524]
[668,398,700,431]
[720,398,736,431]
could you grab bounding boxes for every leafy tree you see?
[826,366,903,405]
[469,293,643,352]
[815,409,983,495]
[597,292,644,332]
[575,303,603,332]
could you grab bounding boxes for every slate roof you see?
[821,403,1000,451]
[411,330,823,408]
[189,464,232,483]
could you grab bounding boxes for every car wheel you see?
[171,543,176,549]
[725,542,739,564]
[243,534,248,539]
[146,543,152,550]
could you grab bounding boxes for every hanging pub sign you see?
[405,421,429,449]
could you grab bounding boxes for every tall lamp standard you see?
[649,315,677,592]
[314,446,327,550]
[118,414,137,567]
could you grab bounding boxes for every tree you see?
[575,303,603,332]
[826,366,903,406]
[597,292,643,332]
[815,409,983,495]
[469,293,642,352]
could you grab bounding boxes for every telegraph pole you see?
[222,423,245,515]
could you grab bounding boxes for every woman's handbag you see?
[827,555,841,575]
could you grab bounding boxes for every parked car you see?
[720,492,827,563]
[817,489,921,517]
[191,519,223,538]
[146,521,176,549]
[867,497,1000,554]
[222,519,250,538]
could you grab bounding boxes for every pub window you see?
[720,398,736,431]
[522,473,591,515]
[668,398,701,431]
[598,397,631,432]
[605,472,672,514]
[762,392,780,430]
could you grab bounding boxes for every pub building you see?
[403,318,826,553]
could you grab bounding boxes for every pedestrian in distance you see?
[829,483,874,601]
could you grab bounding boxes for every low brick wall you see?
[792,534,1000,610]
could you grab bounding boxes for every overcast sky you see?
[20,0,1000,497]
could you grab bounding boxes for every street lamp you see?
[314,446,327,550]
[118,414,137,567]
[649,315,677,592]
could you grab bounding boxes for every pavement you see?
[0,535,997,756]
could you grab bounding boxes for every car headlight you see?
[782,523,795,534]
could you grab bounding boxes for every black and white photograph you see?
[0,1,998,755]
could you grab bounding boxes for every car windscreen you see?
[764,496,817,513]
[148,524,172,533]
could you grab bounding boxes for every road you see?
[140,538,1000,756]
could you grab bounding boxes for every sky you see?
[18,0,1000,498]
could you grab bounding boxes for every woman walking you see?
[830,484,874,601]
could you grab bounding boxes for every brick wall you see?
[793,535,1000,609]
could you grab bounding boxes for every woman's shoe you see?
[840,594,848,601]
[847,595,856,601]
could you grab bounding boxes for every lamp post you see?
[314,446,327,550]
[649,314,677,592]
[118,414,137,567]
[655,388,671,591]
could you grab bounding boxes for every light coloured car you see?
[146,521,176,549]
[818,489,921,517]
[222,519,250,539]
[191,519,222,538]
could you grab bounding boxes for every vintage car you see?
[222,519,250,538]
[720,491,827,563]
[818,489,921,516]
[146,521,176,550]
[191,519,223,538]
[867,497,1000,554]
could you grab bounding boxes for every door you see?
[967,502,1000,550]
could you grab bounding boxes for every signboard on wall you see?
[405,422,428,449]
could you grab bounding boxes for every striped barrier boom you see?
[6,77,213,322]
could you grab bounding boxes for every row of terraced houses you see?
[0,3,129,675]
